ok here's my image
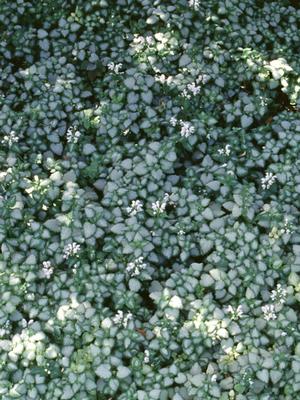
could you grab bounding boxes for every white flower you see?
[225,305,244,320]
[164,193,172,202]
[42,261,53,279]
[144,349,150,363]
[133,35,145,45]
[107,62,115,70]
[280,217,292,235]
[156,74,167,84]
[188,82,201,95]
[107,62,123,74]
[113,310,123,325]
[0,320,11,337]
[179,120,195,137]
[72,263,78,274]
[171,117,196,138]
[132,35,154,50]
[170,116,178,127]
[1,130,19,147]
[63,242,81,259]
[270,284,287,304]
[261,172,277,189]
[182,88,191,99]
[197,73,210,84]
[182,82,201,98]
[145,35,154,45]
[113,63,123,74]
[218,144,231,156]
[152,201,162,215]
[188,0,200,10]
[126,200,143,216]
[126,256,146,277]
[151,193,172,215]
[66,126,81,144]
[261,304,277,321]
[113,310,132,328]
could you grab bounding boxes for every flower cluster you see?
[144,349,150,363]
[42,261,53,279]
[126,199,143,216]
[112,310,133,328]
[1,131,19,147]
[132,35,154,47]
[218,144,231,156]
[225,304,244,320]
[151,193,173,215]
[170,117,195,137]
[261,304,277,321]
[180,121,195,137]
[107,61,123,74]
[270,284,287,304]
[63,242,81,259]
[182,82,201,98]
[188,0,201,10]
[261,172,277,189]
[126,256,147,277]
[66,126,81,144]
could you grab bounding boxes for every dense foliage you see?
[1,0,300,399]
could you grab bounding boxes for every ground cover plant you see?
[0,0,300,399]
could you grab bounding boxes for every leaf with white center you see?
[117,366,131,379]
[95,364,112,379]
[200,273,214,287]
[179,54,191,67]
[232,204,242,218]
[270,370,282,384]
[190,373,204,387]
[61,385,73,400]
[141,91,153,104]
[129,278,141,292]
[124,77,135,89]
[37,29,48,39]
[241,115,253,129]
[200,239,214,254]
[83,143,96,155]
[83,222,96,238]
[256,369,269,384]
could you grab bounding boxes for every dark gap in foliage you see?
[240,80,254,95]
[186,251,215,266]
[102,296,112,308]
[140,288,156,311]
